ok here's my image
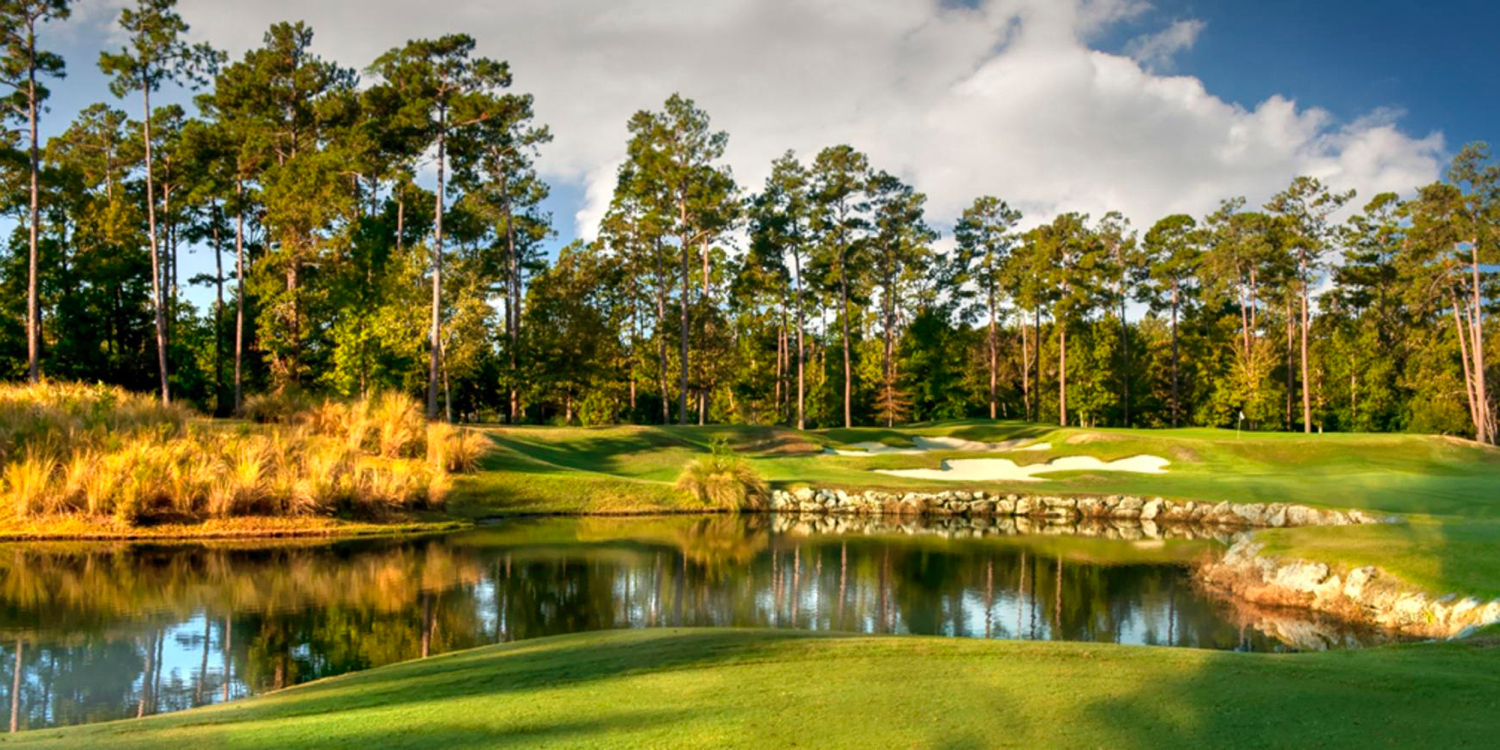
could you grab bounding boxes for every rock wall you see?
[770,511,1240,544]
[1197,538,1500,639]
[769,487,1395,528]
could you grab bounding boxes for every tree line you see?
[1,0,1495,442]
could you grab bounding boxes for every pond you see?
[0,514,1398,730]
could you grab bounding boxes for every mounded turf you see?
[12,627,1499,749]
[451,420,1500,598]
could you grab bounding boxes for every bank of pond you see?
[0,514,1403,731]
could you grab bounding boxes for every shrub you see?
[578,392,617,427]
[241,388,320,424]
[673,437,769,511]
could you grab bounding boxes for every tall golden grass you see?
[0,382,486,525]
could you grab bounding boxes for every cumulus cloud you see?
[98,0,1442,239]
[1124,19,1206,72]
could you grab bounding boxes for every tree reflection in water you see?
[0,515,1402,730]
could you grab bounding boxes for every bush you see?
[240,387,321,424]
[673,437,769,511]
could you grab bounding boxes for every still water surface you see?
[0,515,1395,730]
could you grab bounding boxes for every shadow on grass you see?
[29,630,1500,748]
[1076,639,1500,747]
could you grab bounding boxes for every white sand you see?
[828,436,1051,456]
[912,436,1051,452]
[826,441,927,456]
[875,454,1170,482]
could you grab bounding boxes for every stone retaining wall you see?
[1197,538,1500,639]
[770,487,1395,528]
[770,512,1240,543]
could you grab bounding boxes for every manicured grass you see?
[447,420,1500,599]
[12,627,1499,749]
[454,420,1500,519]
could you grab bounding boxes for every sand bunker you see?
[876,454,1169,482]
[828,436,1051,456]
[827,441,928,456]
[912,436,1051,452]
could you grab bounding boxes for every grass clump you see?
[0,382,486,526]
[674,437,769,511]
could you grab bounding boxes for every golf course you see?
[8,420,1500,748]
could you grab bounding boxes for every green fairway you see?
[454,420,1500,517]
[448,420,1500,601]
[12,627,1498,749]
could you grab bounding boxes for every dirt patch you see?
[1064,432,1125,445]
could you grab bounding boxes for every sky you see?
[36,0,1499,310]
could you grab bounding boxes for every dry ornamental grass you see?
[0,382,485,525]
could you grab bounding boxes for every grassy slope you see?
[449,420,1500,597]
[13,628,1500,749]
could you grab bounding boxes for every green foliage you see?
[0,11,1495,445]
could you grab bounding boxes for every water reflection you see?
[0,515,1398,730]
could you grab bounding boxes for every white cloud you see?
[161,0,1442,240]
[1124,19,1206,72]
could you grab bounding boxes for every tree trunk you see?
[212,200,225,415]
[1020,306,1031,421]
[1058,314,1068,427]
[395,192,404,253]
[1171,282,1181,428]
[794,251,806,430]
[1285,296,1294,431]
[678,225,691,425]
[1453,293,1481,438]
[1472,249,1491,443]
[655,244,670,425]
[775,287,785,422]
[1032,308,1041,422]
[1300,253,1312,433]
[25,55,40,383]
[1118,285,1131,426]
[987,283,998,419]
[233,179,246,413]
[885,279,897,427]
[427,112,447,420]
[700,237,711,424]
[841,261,853,429]
[142,87,170,404]
[504,176,521,423]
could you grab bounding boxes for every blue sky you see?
[1117,0,1495,148]
[26,0,1494,311]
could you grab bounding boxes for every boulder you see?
[1140,498,1163,521]
[1265,505,1288,528]
[1343,567,1378,599]
[1231,503,1267,526]
[1269,561,1331,595]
